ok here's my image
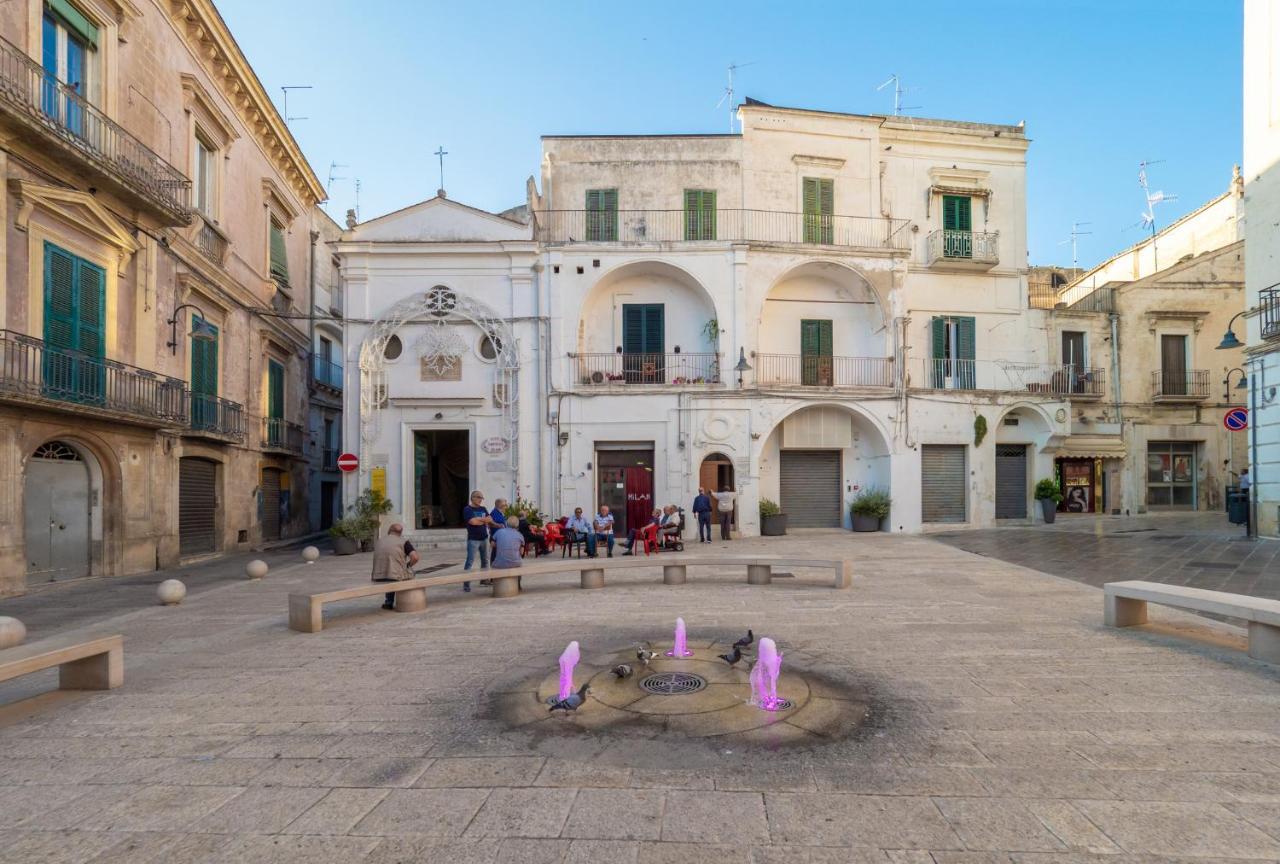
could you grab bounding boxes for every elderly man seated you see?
[371,523,419,610]
[492,516,525,591]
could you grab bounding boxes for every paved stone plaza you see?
[2,532,1280,862]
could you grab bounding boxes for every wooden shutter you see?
[803,178,833,242]
[268,359,284,418]
[191,317,218,396]
[643,304,664,354]
[957,317,976,389]
[269,221,289,284]
[586,188,617,241]
[943,195,972,231]
[43,243,77,351]
[803,177,819,215]
[75,258,104,359]
[819,178,833,215]
[685,189,716,240]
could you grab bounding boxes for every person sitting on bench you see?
[372,523,418,610]
[492,516,525,590]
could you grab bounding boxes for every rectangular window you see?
[800,319,833,386]
[802,177,834,244]
[41,2,98,132]
[267,359,284,419]
[1160,334,1188,396]
[189,316,219,429]
[269,219,289,287]
[684,189,716,240]
[930,316,976,390]
[585,188,618,241]
[1061,331,1086,368]
[42,241,105,403]
[194,133,217,217]
[622,303,664,383]
[942,195,973,258]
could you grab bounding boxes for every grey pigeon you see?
[548,682,591,713]
[718,646,743,666]
[733,629,754,650]
[611,664,633,679]
[635,643,658,667]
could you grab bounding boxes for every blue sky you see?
[216,0,1242,268]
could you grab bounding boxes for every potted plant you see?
[328,517,363,555]
[759,498,786,536]
[1035,478,1063,524]
[346,488,393,551]
[849,487,891,532]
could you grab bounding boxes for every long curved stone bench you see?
[1104,580,1280,664]
[289,555,851,633]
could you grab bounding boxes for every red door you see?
[624,466,653,535]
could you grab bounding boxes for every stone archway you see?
[23,439,102,583]
[359,285,519,478]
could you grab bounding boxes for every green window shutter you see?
[803,178,833,243]
[622,305,642,354]
[43,242,77,351]
[819,178,833,216]
[75,257,104,358]
[644,304,664,354]
[269,222,289,284]
[930,316,946,360]
[684,189,716,240]
[48,0,99,48]
[622,304,664,354]
[268,359,284,419]
[942,195,972,232]
[191,316,218,397]
[585,188,618,241]
[957,316,976,389]
[800,320,833,357]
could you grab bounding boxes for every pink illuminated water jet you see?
[665,617,693,657]
[557,641,580,700]
[749,637,784,710]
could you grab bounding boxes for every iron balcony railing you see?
[194,215,228,266]
[262,416,304,454]
[754,353,894,388]
[311,354,343,390]
[322,448,339,471]
[911,358,1105,396]
[575,352,720,386]
[925,229,999,266]
[1151,369,1209,400]
[0,35,190,223]
[535,209,912,251]
[1028,281,1060,310]
[0,329,186,424]
[1261,287,1280,340]
[188,393,246,441]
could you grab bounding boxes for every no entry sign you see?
[336,452,359,472]
[1224,408,1249,431]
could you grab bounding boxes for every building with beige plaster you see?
[0,0,325,596]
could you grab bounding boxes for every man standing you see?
[592,504,616,558]
[711,486,737,541]
[462,490,492,592]
[565,507,593,557]
[492,516,525,591]
[692,488,712,543]
[371,523,417,610]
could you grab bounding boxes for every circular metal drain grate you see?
[769,698,795,711]
[639,672,707,696]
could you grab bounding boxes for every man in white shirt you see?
[710,487,737,540]
[591,505,616,558]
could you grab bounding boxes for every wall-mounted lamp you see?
[733,347,752,386]
[1224,367,1249,401]
[166,303,216,354]
[1216,305,1260,351]
[558,431,569,447]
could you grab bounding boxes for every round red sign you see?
[336,452,359,472]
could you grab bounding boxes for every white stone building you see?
[339,100,1098,542]
[1244,0,1280,537]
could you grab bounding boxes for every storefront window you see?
[1146,442,1197,509]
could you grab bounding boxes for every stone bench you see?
[1104,580,1280,664]
[0,634,124,693]
[290,555,850,633]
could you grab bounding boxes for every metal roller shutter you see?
[261,468,282,541]
[780,449,842,528]
[179,458,218,556]
[995,444,1027,519]
[922,444,967,523]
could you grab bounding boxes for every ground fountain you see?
[665,617,693,657]
[556,640,580,700]
[749,637,785,710]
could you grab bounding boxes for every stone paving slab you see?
[1,532,1280,859]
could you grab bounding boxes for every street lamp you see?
[166,302,216,354]
[1224,367,1249,401]
[1216,308,1254,350]
[733,347,752,387]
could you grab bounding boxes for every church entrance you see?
[414,429,470,529]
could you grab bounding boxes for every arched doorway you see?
[24,440,92,582]
[699,452,736,527]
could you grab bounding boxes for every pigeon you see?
[548,682,590,712]
[718,646,743,667]
[611,663,633,679]
[733,629,754,650]
[635,643,659,667]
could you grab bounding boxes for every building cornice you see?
[166,0,325,206]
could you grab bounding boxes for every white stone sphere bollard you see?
[246,559,269,580]
[301,545,320,564]
[156,579,187,606]
[0,616,26,649]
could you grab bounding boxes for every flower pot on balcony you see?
[761,513,787,536]
[332,536,359,556]
[851,514,881,533]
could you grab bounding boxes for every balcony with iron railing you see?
[1151,369,1209,402]
[534,209,912,253]
[0,35,190,223]
[574,352,721,387]
[1261,287,1280,341]
[1028,280,1061,310]
[925,229,1000,269]
[193,215,229,266]
[0,329,187,426]
[262,416,305,455]
[753,354,895,389]
[910,358,1105,397]
[187,393,246,442]
[311,354,343,392]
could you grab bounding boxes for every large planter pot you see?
[761,513,787,536]
[1039,498,1057,524]
[332,536,359,556]
[851,513,881,532]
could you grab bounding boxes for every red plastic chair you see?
[638,522,659,556]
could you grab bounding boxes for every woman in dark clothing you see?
[519,519,549,555]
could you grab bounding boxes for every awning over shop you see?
[1055,436,1127,460]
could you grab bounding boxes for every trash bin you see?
[1228,489,1249,525]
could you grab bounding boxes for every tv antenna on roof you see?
[876,74,920,115]
[280,85,312,126]
[1137,159,1176,269]
[326,162,348,207]
[1058,221,1092,269]
[716,61,756,133]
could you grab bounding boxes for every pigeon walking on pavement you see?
[548,682,591,713]
[733,629,754,650]
[718,646,743,667]
[635,643,659,667]
[611,663,633,679]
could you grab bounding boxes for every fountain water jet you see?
[665,617,693,657]
[557,641,581,700]
[749,637,785,710]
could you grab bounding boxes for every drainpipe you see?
[1250,365,1259,537]
[1109,313,1122,423]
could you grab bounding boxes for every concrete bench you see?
[0,634,123,692]
[547,555,852,590]
[1104,580,1280,664]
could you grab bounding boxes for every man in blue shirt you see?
[591,505,615,558]
[565,507,593,556]
[490,498,508,532]
[462,490,493,592]
[692,487,712,543]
